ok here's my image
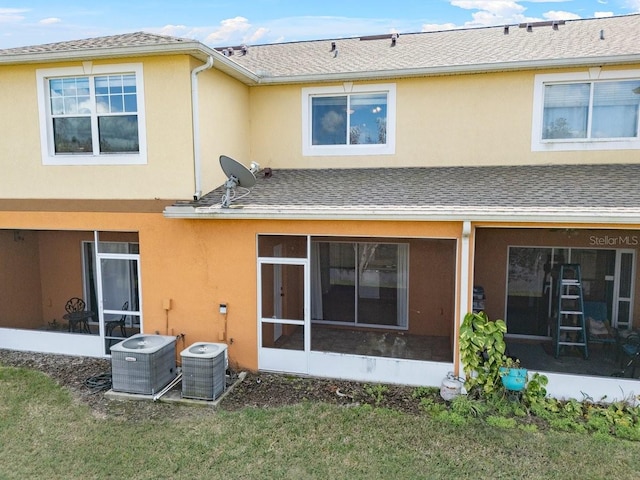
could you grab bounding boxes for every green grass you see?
[2,366,640,479]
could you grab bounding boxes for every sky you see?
[1,0,640,49]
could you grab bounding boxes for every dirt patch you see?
[0,350,426,419]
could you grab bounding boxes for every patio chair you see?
[584,301,616,352]
[617,331,640,378]
[105,301,129,339]
[64,297,91,333]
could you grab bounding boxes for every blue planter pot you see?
[499,367,528,392]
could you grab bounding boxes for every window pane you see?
[53,117,93,153]
[50,76,91,115]
[109,95,124,113]
[94,74,137,114]
[95,76,108,95]
[591,80,640,138]
[258,235,307,258]
[349,93,387,145]
[108,75,124,94]
[96,95,109,114]
[98,115,139,153]
[311,96,347,145]
[312,242,356,322]
[542,83,589,139]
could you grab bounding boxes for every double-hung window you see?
[36,63,146,165]
[532,69,640,151]
[302,83,396,156]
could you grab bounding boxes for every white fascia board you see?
[254,54,640,85]
[163,205,640,224]
[0,42,260,85]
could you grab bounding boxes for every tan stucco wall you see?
[197,62,251,195]
[0,56,196,200]
[247,65,640,169]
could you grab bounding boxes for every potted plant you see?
[499,357,528,392]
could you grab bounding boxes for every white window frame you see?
[531,69,640,152]
[302,83,396,156]
[36,63,147,165]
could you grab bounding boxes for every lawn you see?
[2,366,640,479]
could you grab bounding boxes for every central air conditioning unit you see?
[181,342,228,401]
[110,334,177,395]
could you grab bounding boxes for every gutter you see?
[163,205,640,225]
[191,55,214,200]
[251,54,640,85]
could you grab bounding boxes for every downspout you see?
[191,56,214,200]
[456,221,472,377]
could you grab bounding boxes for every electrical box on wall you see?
[219,304,227,314]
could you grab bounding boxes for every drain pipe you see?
[191,55,214,200]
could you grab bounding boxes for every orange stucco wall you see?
[0,209,462,370]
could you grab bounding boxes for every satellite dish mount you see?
[219,155,257,208]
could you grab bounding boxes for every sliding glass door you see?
[506,246,634,337]
[311,241,408,329]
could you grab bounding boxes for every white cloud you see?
[594,11,614,17]
[450,0,538,26]
[0,7,27,23]
[422,22,458,32]
[247,27,269,44]
[542,10,581,20]
[204,16,252,44]
[626,0,640,12]
[39,17,61,25]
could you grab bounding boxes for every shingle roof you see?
[223,14,640,80]
[164,164,640,222]
[2,15,639,83]
[0,32,189,56]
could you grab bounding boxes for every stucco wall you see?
[247,65,640,169]
[0,56,196,200]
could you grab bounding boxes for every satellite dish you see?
[219,155,256,208]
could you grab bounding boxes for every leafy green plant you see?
[459,311,507,396]
[450,394,486,418]
[522,372,548,406]
[364,384,389,406]
[411,386,438,400]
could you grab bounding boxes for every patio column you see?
[456,220,473,376]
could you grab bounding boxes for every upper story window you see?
[532,69,640,152]
[302,83,396,156]
[36,63,147,165]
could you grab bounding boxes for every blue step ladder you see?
[555,264,589,359]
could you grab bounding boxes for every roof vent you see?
[391,33,398,46]
[503,25,509,35]
[241,44,248,55]
[519,20,565,31]
[331,41,336,51]
[226,48,233,56]
[600,29,605,40]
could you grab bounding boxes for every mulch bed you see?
[0,349,425,419]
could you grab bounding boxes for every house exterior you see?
[1,14,640,401]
